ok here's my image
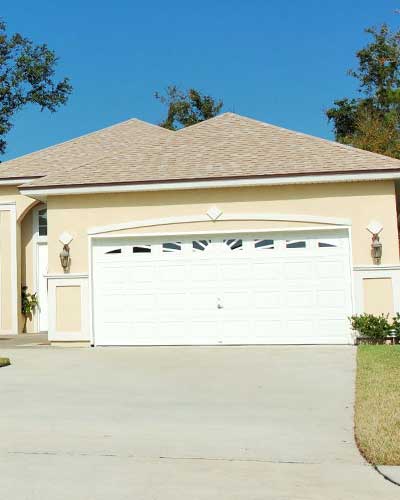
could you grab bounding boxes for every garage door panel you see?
[254,320,283,337]
[157,292,187,310]
[287,290,315,307]
[318,318,348,335]
[220,263,251,281]
[95,266,128,286]
[157,264,187,282]
[220,319,250,341]
[190,293,219,311]
[189,263,219,282]
[93,230,352,345]
[286,319,315,335]
[317,290,347,308]
[222,291,251,309]
[189,319,220,338]
[284,262,313,278]
[254,291,282,309]
[316,260,347,278]
[252,263,282,280]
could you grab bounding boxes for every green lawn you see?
[355,345,400,465]
[0,357,10,368]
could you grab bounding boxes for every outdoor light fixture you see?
[371,235,383,265]
[58,231,73,272]
[59,244,70,271]
[366,220,383,265]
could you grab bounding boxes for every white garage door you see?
[92,230,353,345]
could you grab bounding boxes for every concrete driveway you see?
[0,345,398,499]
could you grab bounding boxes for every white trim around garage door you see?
[88,213,353,345]
[88,212,352,235]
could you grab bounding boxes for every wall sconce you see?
[59,244,70,271]
[366,221,383,265]
[59,231,73,272]
[371,234,383,265]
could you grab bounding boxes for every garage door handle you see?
[217,298,224,309]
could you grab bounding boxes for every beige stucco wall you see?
[363,278,394,316]
[47,181,399,273]
[56,286,81,332]
[0,210,12,332]
[0,186,37,220]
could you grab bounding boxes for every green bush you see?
[349,314,392,343]
[391,313,400,338]
[0,357,10,368]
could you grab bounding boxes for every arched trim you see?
[88,212,352,235]
[17,199,40,223]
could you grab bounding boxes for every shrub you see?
[349,314,392,343]
[391,313,400,338]
[0,357,10,368]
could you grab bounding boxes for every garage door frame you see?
[88,218,354,346]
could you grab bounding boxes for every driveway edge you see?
[374,466,400,487]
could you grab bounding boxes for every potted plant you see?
[21,286,39,334]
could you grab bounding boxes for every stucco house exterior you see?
[1,112,400,345]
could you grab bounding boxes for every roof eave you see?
[18,169,400,200]
[0,177,41,186]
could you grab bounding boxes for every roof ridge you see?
[1,117,170,166]
[174,112,230,134]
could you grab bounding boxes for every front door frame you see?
[32,204,48,332]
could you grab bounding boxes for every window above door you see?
[38,208,47,236]
[33,205,48,243]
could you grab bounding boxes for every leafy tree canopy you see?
[0,20,72,155]
[326,24,400,158]
[155,85,223,130]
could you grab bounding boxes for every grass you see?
[355,345,400,465]
[0,357,10,368]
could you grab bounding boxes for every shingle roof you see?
[3,112,400,189]
[0,118,172,181]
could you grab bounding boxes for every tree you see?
[0,20,72,155]
[326,24,400,158]
[155,85,223,130]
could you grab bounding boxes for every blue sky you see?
[2,0,400,160]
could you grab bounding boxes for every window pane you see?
[132,245,151,253]
[163,242,182,253]
[193,240,211,252]
[224,239,243,251]
[255,239,274,250]
[38,208,47,236]
[286,240,306,248]
[318,241,337,248]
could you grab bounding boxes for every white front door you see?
[92,230,353,346]
[37,243,48,332]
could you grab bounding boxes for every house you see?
[1,112,399,345]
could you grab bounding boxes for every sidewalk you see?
[0,333,49,348]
